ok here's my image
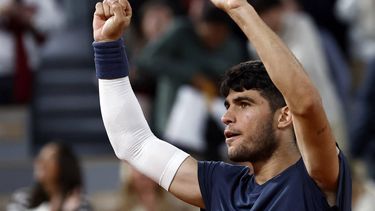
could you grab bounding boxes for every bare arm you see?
[93,0,204,208]
[211,0,339,194]
[169,157,205,208]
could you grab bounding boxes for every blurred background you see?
[0,0,374,210]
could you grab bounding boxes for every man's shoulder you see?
[198,161,251,181]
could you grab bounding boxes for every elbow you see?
[105,131,126,160]
[106,126,154,161]
[108,134,132,161]
[289,88,322,116]
[113,148,123,160]
[114,148,127,160]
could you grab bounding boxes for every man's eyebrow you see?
[233,96,256,104]
[224,96,256,108]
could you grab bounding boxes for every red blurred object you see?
[13,31,32,103]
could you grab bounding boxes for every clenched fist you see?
[93,0,132,42]
[210,0,248,12]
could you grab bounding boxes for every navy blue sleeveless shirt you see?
[198,152,351,211]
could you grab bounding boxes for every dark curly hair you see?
[220,60,286,111]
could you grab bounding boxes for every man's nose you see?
[221,110,234,125]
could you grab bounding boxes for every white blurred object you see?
[165,86,226,153]
[336,0,375,62]
[165,86,208,153]
[354,180,375,211]
[210,97,226,130]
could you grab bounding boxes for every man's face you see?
[222,89,278,163]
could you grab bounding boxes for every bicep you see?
[169,156,205,208]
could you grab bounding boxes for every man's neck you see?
[252,143,300,185]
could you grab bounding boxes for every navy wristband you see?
[93,38,129,79]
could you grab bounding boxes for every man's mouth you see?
[224,130,241,143]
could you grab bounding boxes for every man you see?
[93,0,351,210]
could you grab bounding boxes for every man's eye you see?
[240,103,248,108]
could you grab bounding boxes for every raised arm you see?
[93,0,204,208]
[211,0,339,194]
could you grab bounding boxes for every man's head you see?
[220,61,286,111]
[220,61,290,163]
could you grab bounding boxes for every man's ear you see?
[277,106,293,129]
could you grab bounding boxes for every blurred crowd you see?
[0,0,64,104]
[7,142,91,211]
[1,0,375,210]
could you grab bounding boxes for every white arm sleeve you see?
[99,77,189,190]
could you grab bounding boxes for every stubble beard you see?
[228,116,278,163]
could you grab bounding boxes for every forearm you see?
[227,4,320,112]
[94,39,189,190]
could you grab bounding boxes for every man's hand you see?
[210,0,248,12]
[93,0,132,42]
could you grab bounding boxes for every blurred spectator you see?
[127,0,182,26]
[136,2,244,159]
[127,0,175,57]
[295,0,349,57]
[122,0,175,138]
[119,163,199,211]
[248,0,348,151]
[0,0,64,104]
[336,0,375,65]
[350,58,375,181]
[337,4,375,204]
[7,142,91,211]
[182,0,249,48]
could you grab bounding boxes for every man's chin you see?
[228,151,247,163]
